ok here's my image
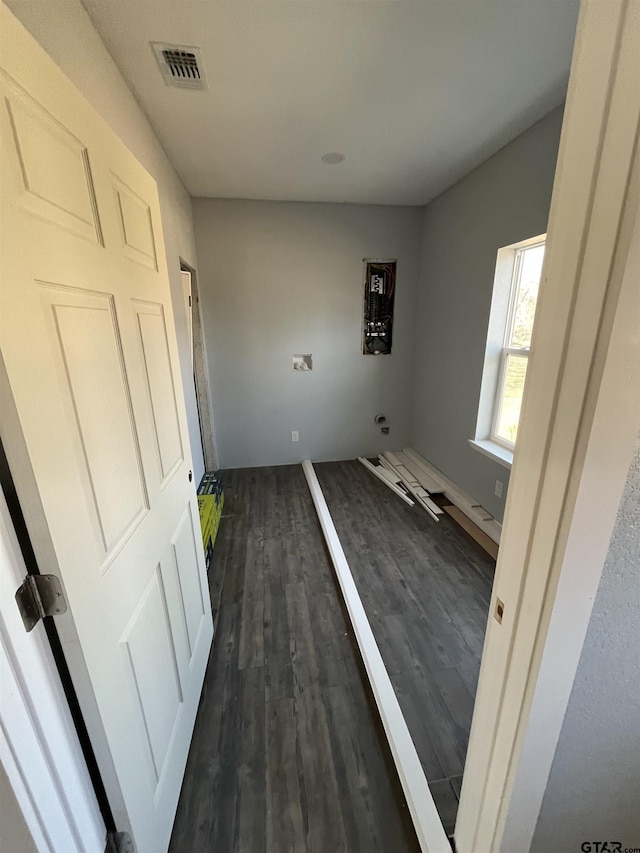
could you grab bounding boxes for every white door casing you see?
[0,8,214,852]
[456,1,640,849]
[181,269,194,369]
[0,489,106,853]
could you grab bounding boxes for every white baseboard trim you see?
[302,460,451,853]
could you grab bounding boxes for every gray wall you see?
[0,763,37,853]
[411,107,564,520]
[192,199,423,468]
[7,0,208,483]
[531,433,640,852]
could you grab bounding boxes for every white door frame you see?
[179,259,218,472]
[456,1,640,850]
[0,478,106,853]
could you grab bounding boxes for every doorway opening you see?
[180,260,217,475]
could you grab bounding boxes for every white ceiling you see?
[81,0,579,206]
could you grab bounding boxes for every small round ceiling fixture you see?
[321,152,346,165]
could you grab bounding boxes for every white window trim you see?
[472,234,545,466]
[503,241,544,346]
[490,346,531,451]
[468,438,513,469]
[491,239,544,448]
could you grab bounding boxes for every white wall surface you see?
[411,107,563,520]
[192,199,423,468]
[6,0,208,484]
[530,433,640,851]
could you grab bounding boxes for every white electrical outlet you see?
[291,431,299,442]
[495,479,504,498]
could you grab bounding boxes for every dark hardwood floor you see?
[170,465,420,853]
[315,460,495,835]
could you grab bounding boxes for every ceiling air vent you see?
[151,43,207,90]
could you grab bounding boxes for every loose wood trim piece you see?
[378,454,399,474]
[403,448,502,544]
[443,505,499,560]
[419,493,443,517]
[403,449,456,497]
[378,467,401,485]
[393,451,445,495]
[417,499,440,523]
[402,450,452,495]
[357,457,415,506]
[380,454,442,522]
[376,459,403,485]
[383,452,443,510]
[470,504,494,522]
[302,461,451,853]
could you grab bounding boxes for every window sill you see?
[469,439,513,470]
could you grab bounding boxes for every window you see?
[471,235,545,466]
[492,240,545,448]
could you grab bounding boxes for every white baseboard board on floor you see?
[302,459,451,853]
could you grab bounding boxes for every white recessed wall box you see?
[292,354,312,371]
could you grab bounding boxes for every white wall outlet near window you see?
[291,431,299,442]
[495,479,504,498]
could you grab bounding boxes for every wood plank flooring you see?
[169,465,420,853]
[314,460,495,836]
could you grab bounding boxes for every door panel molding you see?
[2,70,103,246]
[112,172,158,270]
[133,300,184,484]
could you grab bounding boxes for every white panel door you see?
[0,8,213,852]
